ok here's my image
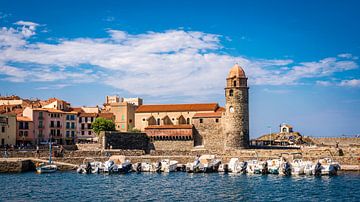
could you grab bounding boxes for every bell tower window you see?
[233,80,237,87]
[229,89,234,96]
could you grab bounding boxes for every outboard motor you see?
[136,163,142,173]
[283,162,291,176]
[156,161,162,173]
[262,161,269,175]
[241,162,248,174]
[85,162,92,174]
[314,162,322,176]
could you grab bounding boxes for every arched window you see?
[229,89,234,96]
[157,118,160,125]
[233,80,237,87]
[186,118,190,124]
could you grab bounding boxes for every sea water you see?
[0,172,359,201]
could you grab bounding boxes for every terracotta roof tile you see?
[16,116,32,122]
[136,103,219,113]
[145,124,193,129]
[79,112,98,117]
[98,112,115,120]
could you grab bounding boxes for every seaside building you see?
[72,106,100,142]
[16,116,35,145]
[103,96,142,132]
[133,64,250,151]
[0,114,16,146]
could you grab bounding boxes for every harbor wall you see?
[0,159,34,173]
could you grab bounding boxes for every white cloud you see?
[0,21,359,100]
[339,79,360,87]
[316,80,333,86]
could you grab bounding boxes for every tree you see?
[92,117,115,136]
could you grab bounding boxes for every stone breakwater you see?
[1,146,359,172]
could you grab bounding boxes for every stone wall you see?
[193,117,224,152]
[150,140,193,151]
[0,159,34,173]
[310,137,360,146]
[102,131,150,152]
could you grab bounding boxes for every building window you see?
[186,118,190,124]
[81,124,85,130]
[142,118,145,121]
[66,122,70,129]
[19,131,23,136]
[24,122,29,129]
[19,122,24,129]
[79,117,82,123]
[66,115,70,120]
[71,115,75,120]
[81,131,84,135]
[229,89,234,96]
[71,122,75,129]
[71,131,75,137]
[2,126,5,133]
[215,118,219,123]
[157,118,160,125]
[57,129,61,136]
[200,119,203,123]
[122,115,125,121]
[233,80,237,87]
[24,131,28,137]
[50,121,54,127]
[121,124,125,129]
[87,124,91,129]
[88,131,91,135]
[66,131,70,137]
[57,121,61,127]
[91,117,94,122]
[129,119,132,123]
[85,117,88,122]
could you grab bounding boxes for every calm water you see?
[0,172,359,201]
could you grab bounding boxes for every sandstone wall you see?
[193,117,224,152]
[310,137,360,146]
[151,140,193,151]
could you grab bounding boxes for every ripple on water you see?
[0,172,359,201]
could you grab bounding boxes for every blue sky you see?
[0,0,359,137]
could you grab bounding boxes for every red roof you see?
[136,103,219,113]
[16,116,32,122]
[145,124,193,129]
[98,112,114,120]
[193,112,222,118]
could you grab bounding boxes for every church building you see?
[134,64,250,151]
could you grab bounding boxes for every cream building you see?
[0,114,16,146]
[134,103,222,131]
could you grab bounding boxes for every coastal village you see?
[1,64,359,174]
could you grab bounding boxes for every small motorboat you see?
[198,155,221,173]
[36,163,57,174]
[103,160,119,174]
[77,158,102,174]
[160,159,178,172]
[304,161,315,175]
[246,160,263,174]
[267,159,281,175]
[36,142,57,174]
[140,162,152,172]
[291,159,305,175]
[279,159,292,176]
[108,155,132,174]
[315,158,341,176]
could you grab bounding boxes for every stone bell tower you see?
[223,64,249,149]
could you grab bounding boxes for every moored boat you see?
[36,142,57,174]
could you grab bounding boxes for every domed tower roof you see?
[227,64,246,78]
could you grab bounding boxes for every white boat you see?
[103,160,119,173]
[246,160,263,174]
[228,158,247,173]
[267,159,281,175]
[278,157,292,176]
[36,142,57,174]
[108,155,132,173]
[303,161,314,175]
[291,159,305,175]
[140,162,152,172]
[315,158,341,176]
[160,159,178,172]
[77,158,102,174]
[36,163,57,174]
